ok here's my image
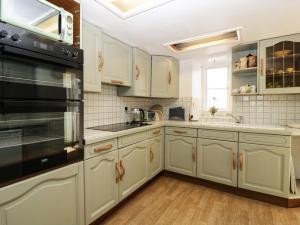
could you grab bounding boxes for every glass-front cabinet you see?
[259,34,300,94]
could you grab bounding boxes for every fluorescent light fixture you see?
[95,0,174,19]
[165,27,243,53]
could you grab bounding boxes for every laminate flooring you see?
[101,176,300,225]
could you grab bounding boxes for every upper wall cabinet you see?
[118,48,151,97]
[151,56,179,98]
[259,33,300,94]
[101,34,132,86]
[82,21,102,93]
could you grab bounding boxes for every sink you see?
[201,121,286,130]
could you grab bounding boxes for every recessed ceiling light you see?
[95,0,175,19]
[165,27,243,53]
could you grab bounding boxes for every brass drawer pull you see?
[115,162,121,183]
[239,152,244,171]
[111,80,124,85]
[136,65,141,80]
[150,147,154,162]
[233,152,237,170]
[119,160,125,180]
[152,130,161,135]
[94,144,113,153]
[192,144,196,162]
[174,130,187,134]
[98,51,104,72]
[260,58,264,77]
[168,72,172,84]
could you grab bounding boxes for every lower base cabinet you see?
[238,143,290,198]
[0,163,84,225]
[165,135,197,177]
[84,151,119,225]
[197,138,238,187]
[148,135,164,180]
[119,140,149,201]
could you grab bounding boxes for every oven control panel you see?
[0,22,83,65]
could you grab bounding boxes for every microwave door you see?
[0,0,61,41]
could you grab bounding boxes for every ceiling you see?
[82,0,300,60]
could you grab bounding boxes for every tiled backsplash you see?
[84,85,300,128]
[232,95,300,126]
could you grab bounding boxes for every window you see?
[203,67,230,112]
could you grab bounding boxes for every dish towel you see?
[290,156,298,195]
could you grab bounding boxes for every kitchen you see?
[1,0,300,225]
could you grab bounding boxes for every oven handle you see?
[0,100,80,114]
[0,45,79,68]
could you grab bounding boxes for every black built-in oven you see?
[0,22,83,187]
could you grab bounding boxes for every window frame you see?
[202,65,232,115]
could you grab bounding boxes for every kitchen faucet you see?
[226,113,243,124]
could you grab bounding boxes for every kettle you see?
[131,108,145,122]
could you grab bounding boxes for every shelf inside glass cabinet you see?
[265,41,300,88]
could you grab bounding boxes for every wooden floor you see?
[101,176,300,225]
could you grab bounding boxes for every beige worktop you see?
[84,120,300,145]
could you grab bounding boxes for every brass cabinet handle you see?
[233,152,237,170]
[150,146,154,162]
[152,130,161,135]
[239,152,244,171]
[260,58,264,77]
[111,80,124,85]
[168,72,172,84]
[94,144,113,153]
[136,65,141,80]
[119,160,125,180]
[192,144,196,162]
[115,162,121,183]
[98,51,104,72]
[174,130,187,134]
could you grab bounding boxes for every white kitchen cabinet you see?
[197,138,238,187]
[118,140,148,200]
[169,57,180,98]
[0,163,84,225]
[118,48,151,97]
[238,143,290,197]
[82,21,102,92]
[148,135,164,180]
[151,56,179,98]
[165,135,197,177]
[84,151,119,225]
[101,34,132,86]
[259,33,300,94]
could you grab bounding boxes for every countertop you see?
[84,120,300,145]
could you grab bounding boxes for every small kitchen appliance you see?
[0,0,74,45]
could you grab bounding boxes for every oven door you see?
[0,99,83,187]
[0,45,82,100]
[0,0,62,42]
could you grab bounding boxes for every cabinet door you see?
[119,140,148,200]
[82,21,102,92]
[151,56,170,98]
[238,143,290,197]
[101,34,132,86]
[169,58,179,98]
[259,34,300,94]
[84,151,119,225]
[118,48,151,97]
[165,135,197,177]
[148,135,164,180]
[0,163,84,225]
[197,138,238,187]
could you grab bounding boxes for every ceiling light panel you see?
[95,0,175,19]
[165,27,243,53]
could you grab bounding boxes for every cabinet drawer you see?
[148,128,164,138]
[85,139,118,159]
[166,127,197,137]
[198,129,238,142]
[239,133,291,147]
[118,131,148,148]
